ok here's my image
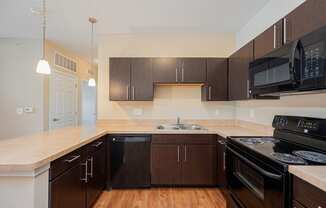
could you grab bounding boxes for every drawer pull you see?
[64,155,80,163]
[218,140,226,145]
[92,141,103,147]
[87,157,94,178]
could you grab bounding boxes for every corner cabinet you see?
[151,134,217,186]
[109,58,153,101]
[202,58,228,101]
[49,137,107,208]
[228,41,254,101]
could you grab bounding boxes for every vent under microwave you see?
[54,53,77,73]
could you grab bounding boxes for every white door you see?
[81,81,97,125]
[50,71,78,129]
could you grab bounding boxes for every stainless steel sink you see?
[156,123,206,130]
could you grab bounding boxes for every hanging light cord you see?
[42,0,47,59]
[91,20,94,73]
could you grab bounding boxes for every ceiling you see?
[0,0,269,58]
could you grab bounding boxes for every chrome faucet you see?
[177,117,181,125]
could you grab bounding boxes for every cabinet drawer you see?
[87,137,106,154]
[293,176,326,208]
[50,148,84,181]
[152,134,216,144]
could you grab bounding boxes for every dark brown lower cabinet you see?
[182,144,217,185]
[49,137,107,208]
[151,144,182,185]
[217,137,227,187]
[292,176,326,208]
[151,134,217,186]
[86,142,106,208]
[50,164,86,208]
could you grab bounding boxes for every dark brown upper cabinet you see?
[152,58,180,83]
[202,58,228,101]
[153,58,206,83]
[109,58,153,101]
[228,41,254,101]
[254,20,283,59]
[179,58,206,83]
[284,0,326,44]
[109,58,131,101]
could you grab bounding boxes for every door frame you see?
[49,69,79,130]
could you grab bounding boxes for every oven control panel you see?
[298,120,319,131]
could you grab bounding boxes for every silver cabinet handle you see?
[92,141,103,147]
[223,152,226,170]
[87,157,93,178]
[283,18,287,44]
[64,155,80,163]
[247,80,250,98]
[176,68,178,82]
[126,85,129,100]
[218,140,226,145]
[208,86,212,100]
[132,86,135,100]
[181,62,184,82]
[177,145,180,162]
[184,145,187,162]
[273,24,277,49]
[81,160,88,183]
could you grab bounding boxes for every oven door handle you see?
[227,146,283,180]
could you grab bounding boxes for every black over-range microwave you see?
[249,25,326,97]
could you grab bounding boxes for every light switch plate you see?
[215,110,220,116]
[249,109,255,118]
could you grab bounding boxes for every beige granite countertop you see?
[0,119,273,172]
[289,166,326,192]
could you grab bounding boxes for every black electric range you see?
[225,115,326,208]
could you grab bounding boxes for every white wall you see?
[236,0,305,50]
[97,33,236,120]
[235,0,326,125]
[0,38,44,139]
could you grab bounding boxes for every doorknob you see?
[53,118,60,122]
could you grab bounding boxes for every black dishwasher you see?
[109,135,151,188]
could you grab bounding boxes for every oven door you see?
[226,146,285,208]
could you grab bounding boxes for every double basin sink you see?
[156,123,207,131]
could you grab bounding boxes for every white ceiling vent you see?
[54,52,77,73]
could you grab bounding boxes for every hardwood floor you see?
[93,188,226,208]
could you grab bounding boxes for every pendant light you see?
[36,0,51,74]
[88,17,97,87]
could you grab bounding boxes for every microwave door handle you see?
[290,40,304,81]
[227,146,283,180]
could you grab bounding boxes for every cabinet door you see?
[229,41,254,101]
[130,58,153,101]
[181,144,217,185]
[152,58,179,83]
[109,58,131,101]
[202,58,228,101]
[151,144,182,185]
[50,164,86,208]
[86,145,106,208]
[254,20,283,59]
[285,0,326,43]
[180,58,206,83]
[217,138,227,187]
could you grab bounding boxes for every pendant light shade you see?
[36,59,51,74]
[36,0,51,74]
[88,78,96,87]
[88,17,97,87]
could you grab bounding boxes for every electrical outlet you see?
[215,110,220,116]
[132,108,143,116]
[249,109,255,118]
[23,106,34,113]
